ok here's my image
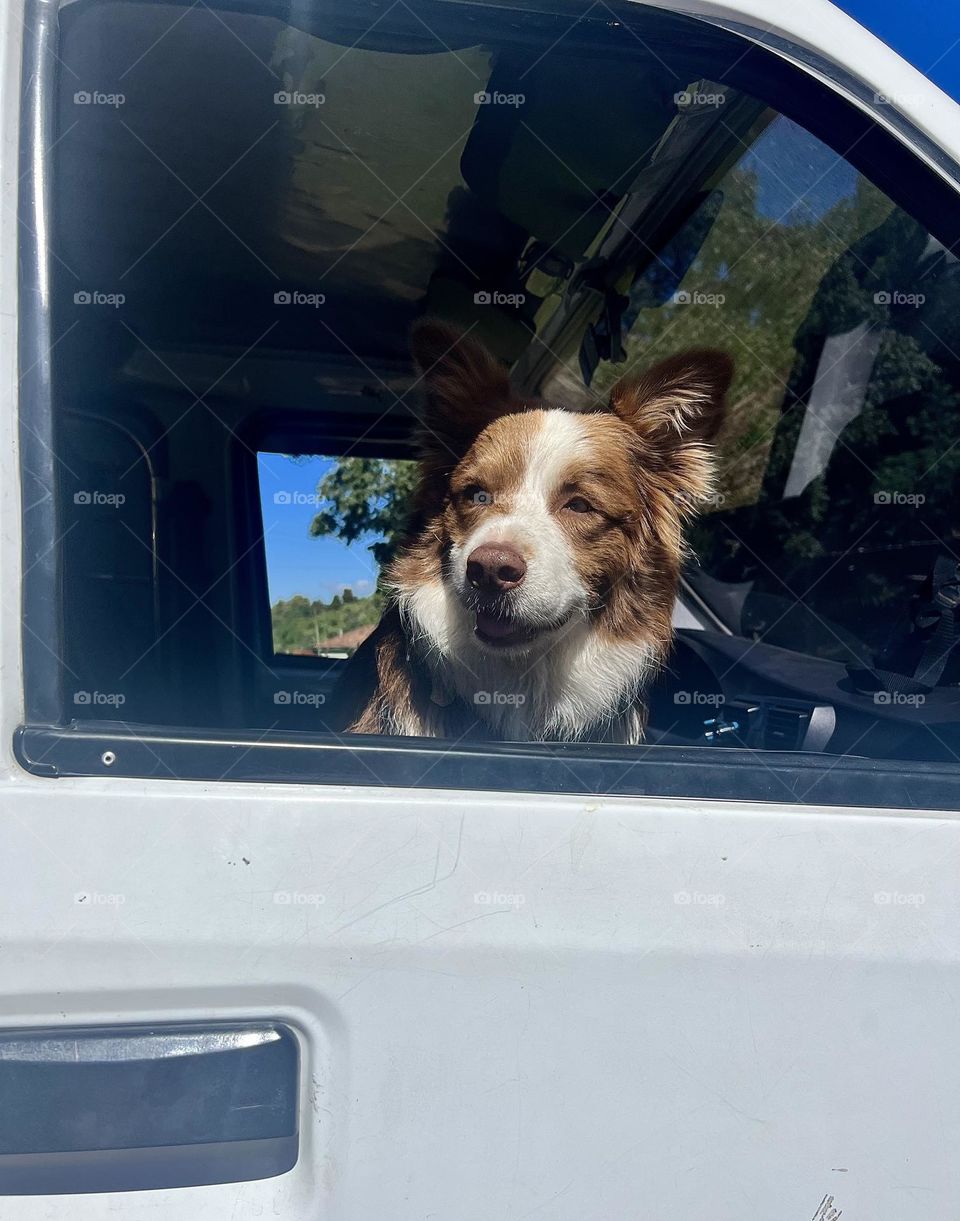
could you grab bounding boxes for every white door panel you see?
[3,0,960,1212]
[1,780,956,1217]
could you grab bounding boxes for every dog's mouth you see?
[472,608,570,649]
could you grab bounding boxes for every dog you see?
[330,320,732,744]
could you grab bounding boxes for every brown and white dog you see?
[331,320,732,744]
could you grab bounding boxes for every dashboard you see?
[646,629,960,763]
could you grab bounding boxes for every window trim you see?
[695,12,960,192]
[18,0,62,726]
[15,721,960,812]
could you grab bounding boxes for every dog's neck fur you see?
[396,578,657,743]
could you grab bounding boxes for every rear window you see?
[258,452,414,657]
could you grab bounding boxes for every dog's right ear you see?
[410,319,516,460]
[608,349,733,448]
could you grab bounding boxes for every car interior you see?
[38,0,960,765]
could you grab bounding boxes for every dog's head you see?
[391,320,732,659]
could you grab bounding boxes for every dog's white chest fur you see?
[400,579,654,743]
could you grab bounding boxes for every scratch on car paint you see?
[569,813,596,871]
[332,814,465,933]
[417,909,512,943]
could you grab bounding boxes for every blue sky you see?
[257,453,384,603]
[741,117,858,223]
[835,1,960,101]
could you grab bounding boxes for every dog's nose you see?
[466,543,527,592]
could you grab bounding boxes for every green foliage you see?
[309,457,419,567]
[595,169,900,508]
[596,154,960,661]
[270,588,385,655]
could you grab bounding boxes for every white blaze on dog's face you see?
[447,409,599,649]
[391,320,732,679]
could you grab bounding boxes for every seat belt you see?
[912,556,960,688]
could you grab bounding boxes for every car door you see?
[4,0,960,1217]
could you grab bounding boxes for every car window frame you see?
[17,0,960,809]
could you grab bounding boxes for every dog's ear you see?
[410,320,516,458]
[608,349,733,447]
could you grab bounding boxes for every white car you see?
[2,0,960,1215]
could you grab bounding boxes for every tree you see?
[309,458,419,567]
[593,162,960,664]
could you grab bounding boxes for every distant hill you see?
[271,588,383,655]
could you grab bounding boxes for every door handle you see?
[0,1022,299,1194]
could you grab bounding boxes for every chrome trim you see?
[682,11,960,191]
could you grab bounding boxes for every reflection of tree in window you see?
[689,202,960,662]
[598,127,898,514]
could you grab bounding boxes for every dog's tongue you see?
[476,611,517,639]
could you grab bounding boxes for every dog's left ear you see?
[410,320,516,458]
[608,349,733,448]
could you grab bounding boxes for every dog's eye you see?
[564,496,595,514]
[461,485,493,507]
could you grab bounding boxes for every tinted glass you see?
[38,0,960,766]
